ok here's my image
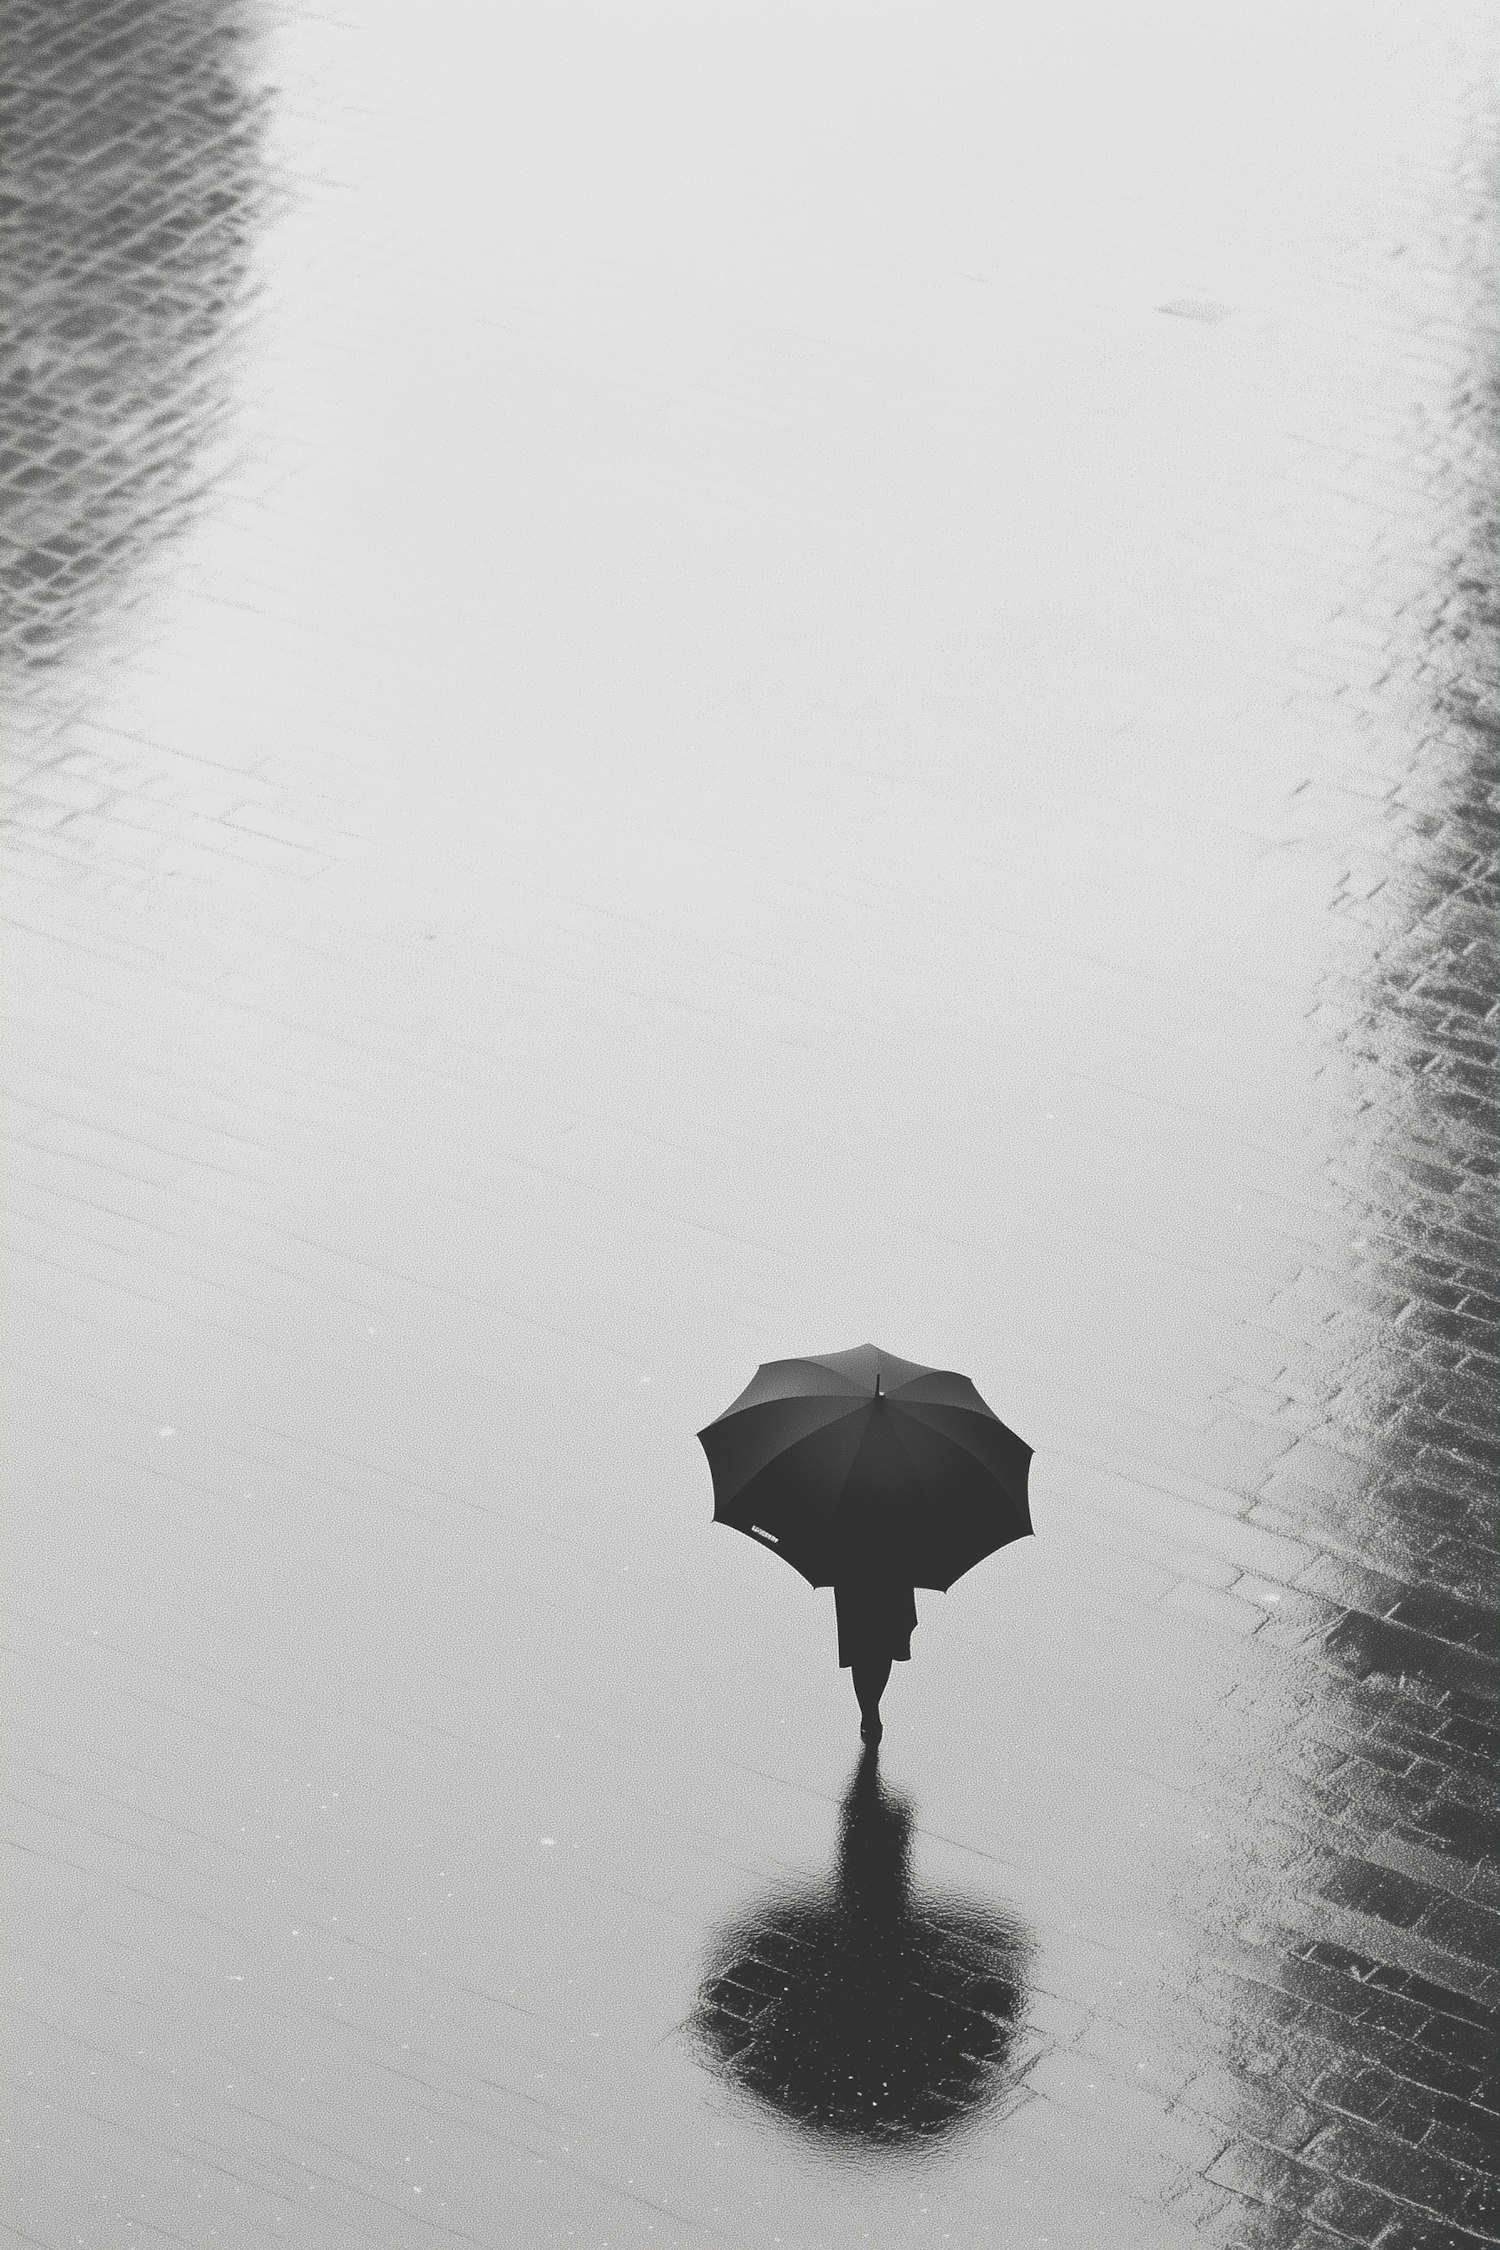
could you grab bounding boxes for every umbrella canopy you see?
[697,1343,1032,1592]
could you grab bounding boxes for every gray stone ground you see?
[3,3,1499,2246]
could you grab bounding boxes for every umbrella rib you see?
[892,1397,1030,1459]
[824,1410,879,1529]
[894,1397,1002,1432]
[882,1409,932,1499]
[715,1389,869,1431]
[707,1395,871,1510]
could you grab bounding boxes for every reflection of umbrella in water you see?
[689,1751,1031,2149]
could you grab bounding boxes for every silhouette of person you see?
[689,1746,1030,2147]
[834,1571,918,1742]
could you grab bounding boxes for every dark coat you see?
[835,1576,918,1668]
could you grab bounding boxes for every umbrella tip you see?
[875,1369,882,1398]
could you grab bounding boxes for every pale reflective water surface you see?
[3,3,1498,2246]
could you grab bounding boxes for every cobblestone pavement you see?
[3,3,1499,2247]
[0,0,272,671]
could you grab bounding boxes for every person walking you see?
[834,1570,917,1743]
[698,1344,1033,1750]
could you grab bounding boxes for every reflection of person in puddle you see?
[834,1571,917,1742]
[690,1747,1029,2146]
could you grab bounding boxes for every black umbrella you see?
[696,1343,1031,1592]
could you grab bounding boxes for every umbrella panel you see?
[881,1406,1032,1589]
[698,1391,868,1513]
[827,1409,928,1582]
[803,1343,932,1394]
[713,1408,877,1586]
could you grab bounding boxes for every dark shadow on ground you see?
[0,0,271,672]
[688,1749,1031,2151]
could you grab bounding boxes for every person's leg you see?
[850,1656,893,1740]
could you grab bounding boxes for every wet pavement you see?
[3,2,1499,2246]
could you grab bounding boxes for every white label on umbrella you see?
[750,1525,780,1545]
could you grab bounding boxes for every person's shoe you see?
[860,1716,883,1744]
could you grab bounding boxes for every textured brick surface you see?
[2,1,1499,2246]
[0,0,273,671]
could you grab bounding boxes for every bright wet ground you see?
[4,4,1499,2245]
